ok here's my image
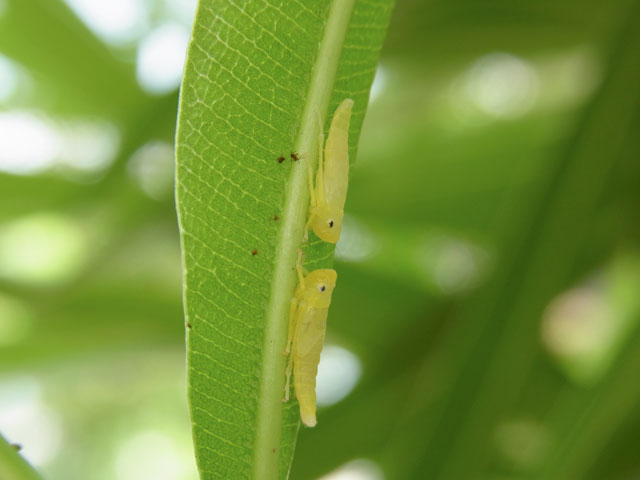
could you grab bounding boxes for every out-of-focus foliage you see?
[1,0,639,479]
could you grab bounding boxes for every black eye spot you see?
[318,284,326,292]
[328,220,334,228]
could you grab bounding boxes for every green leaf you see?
[175,1,394,478]
[0,435,42,480]
[379,1,640,478]
[0,0,145,120]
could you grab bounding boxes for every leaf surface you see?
[175,1,394,477]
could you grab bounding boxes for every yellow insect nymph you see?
[284,264,337,427]
[306,98,354,244]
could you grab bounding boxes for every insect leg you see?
[283,349,294,402]
[310,109,324,208]
[285,297,297,355]
[303,160,317,243]
[303,215,314,244]
[285,252,307,401]
[284,298,303,402]
[296,248,310,279]
[316,130,325,204]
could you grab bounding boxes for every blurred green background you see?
[1,1,640,479]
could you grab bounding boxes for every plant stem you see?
[252,1,355,478]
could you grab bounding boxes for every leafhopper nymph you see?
[283,260,337,427]
[305,98,354,244]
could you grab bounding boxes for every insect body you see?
[306,98,354,243]
[284,264,337,427]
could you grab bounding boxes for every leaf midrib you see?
[251,1,356,478]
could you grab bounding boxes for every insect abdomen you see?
[294,350,322,427]
[324,99,353,207]
[293,309,327,427]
